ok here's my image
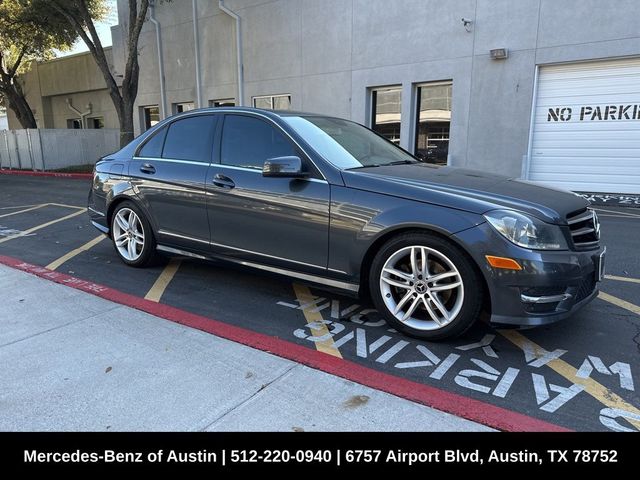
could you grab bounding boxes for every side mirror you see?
[262,156,308,178]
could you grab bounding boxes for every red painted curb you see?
[0,253,571,432]
[0,169,92,180]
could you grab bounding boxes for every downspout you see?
[192,0,203,108]
[65,99,91,128]
[149,1,168,119]
[218,0,244,106]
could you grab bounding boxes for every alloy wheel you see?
[112,208,145,262]
[379,245,464,331]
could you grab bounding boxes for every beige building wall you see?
[6,48,118,130]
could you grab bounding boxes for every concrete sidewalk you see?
[0,264,491,432]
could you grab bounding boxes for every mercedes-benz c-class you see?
[88,107,605,340]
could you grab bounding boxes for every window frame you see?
[135,113,218,163]
[217,113,323,179]
[136,124,168,159]
[173,102,196,114]
[88,117,105,129]
[209,99,236,108]
[370,85,403,145]
[66,118,82,129]
[252,94,292,110]
[413,80,453,166]
[141,105,160,131]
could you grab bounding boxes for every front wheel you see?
[369,232,484,340]
[111,201,156,267]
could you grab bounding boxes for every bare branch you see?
[8,45,28,78]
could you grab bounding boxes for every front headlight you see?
[484,210,568,250]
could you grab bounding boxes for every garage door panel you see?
[531,163,640,176]
[529,57,640,194]
[537,83,640,100]
[539,61,640,77]
[532,121,640,133]
[533,148,640,158]
[533,139,640,148]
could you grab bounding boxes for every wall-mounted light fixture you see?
[490,48,509,60]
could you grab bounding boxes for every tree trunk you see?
[3,82,37,129]
[120,99,135,147]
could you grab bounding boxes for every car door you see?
[129,114,217,250]
[206,113,330,273]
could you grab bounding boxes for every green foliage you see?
[0,0,84,71]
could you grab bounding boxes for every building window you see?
[173,102,195,114]
[88,117,104,129]
[66,119,82,129]
[371,86,402,145]
[414,81,452,165]
[252,94,291,110]
[142,105,160,131]
[209,99,236,108]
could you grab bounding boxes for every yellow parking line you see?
[0,208,87,244]
[293,283,342,358]
[0,204,47,219]
[45,235,107,271]
[144,259,182,302]
[605,274,640,285]
[598,291,640,316]
[500,330,640,430]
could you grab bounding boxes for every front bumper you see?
[454,222,605,327]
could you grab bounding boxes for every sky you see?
[56,0,118,57]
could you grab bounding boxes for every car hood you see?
[341,164,589,224]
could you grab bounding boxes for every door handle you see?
[212,173,235,189]
[140,163,156,174]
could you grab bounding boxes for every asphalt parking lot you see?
[1,173,639,432]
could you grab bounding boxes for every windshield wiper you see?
[386,160,418,165]
[346,164,381,170]
[346,160,416,170]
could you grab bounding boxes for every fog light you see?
[486,255,522,270]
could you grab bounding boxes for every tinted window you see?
[138,126,167,158]
[221,115,297,169]
[162,115,216,162]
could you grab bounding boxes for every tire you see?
[369,232,483,341]
[110,201,157,267]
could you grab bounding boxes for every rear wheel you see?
[369,232,483,340]
[111,201,156,267]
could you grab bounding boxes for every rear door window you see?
[138,126,167,158]
[162,115,217,163]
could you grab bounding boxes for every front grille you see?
[575,273,597,303]
[566,208,600,250]
[521,286,566,297]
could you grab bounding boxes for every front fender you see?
[328,186,484,279]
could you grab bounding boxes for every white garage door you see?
[529,57,640,194]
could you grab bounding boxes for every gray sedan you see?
[88,108,605,340]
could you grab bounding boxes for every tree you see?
[0,1,78,128]
[50,0,150,146]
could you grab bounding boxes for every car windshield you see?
[282,116,418,169]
